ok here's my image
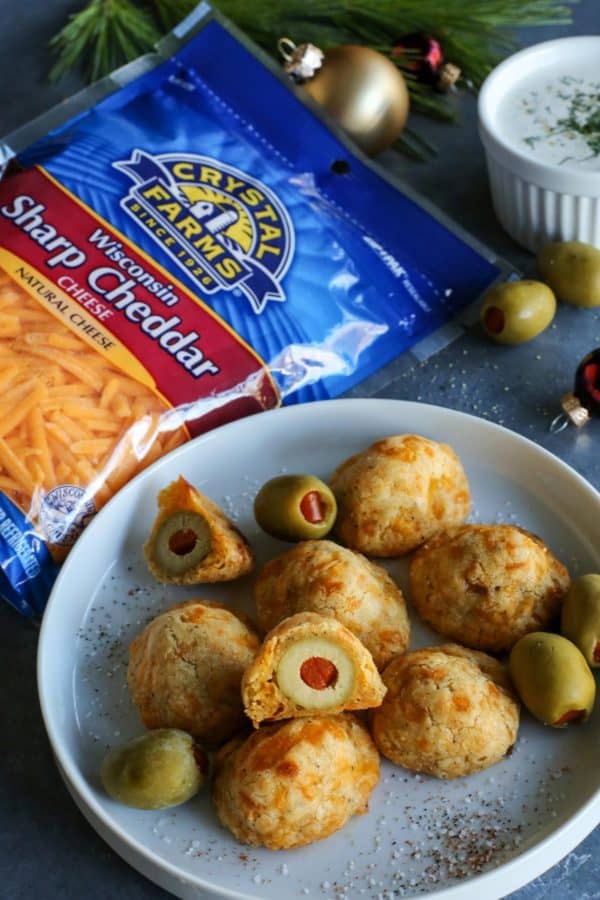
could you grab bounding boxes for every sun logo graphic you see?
[114,151,295,314]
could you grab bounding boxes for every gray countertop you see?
[0,2,598,899]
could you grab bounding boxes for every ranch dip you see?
[497,70,600,171]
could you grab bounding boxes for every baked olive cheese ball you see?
[144,476,253,584]
[242,612,386,727]
[330,434,470,557]
[409,524,570,652]
[128,600,260,747]
[254,539,409,669]
[371,644,520,779]
[212,714,380,849]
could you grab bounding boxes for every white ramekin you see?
[478,36,600,253]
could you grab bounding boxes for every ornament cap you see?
[560,392,590,428]
[278,38,324,82]
[436,62,461,92]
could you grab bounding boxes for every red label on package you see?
[0,167,279,435]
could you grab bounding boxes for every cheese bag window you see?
[0,9,506,616]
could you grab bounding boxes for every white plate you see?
[37,399,600,900]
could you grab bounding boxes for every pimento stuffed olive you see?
[254,474,337,541]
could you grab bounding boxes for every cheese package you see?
[0,7,507,615]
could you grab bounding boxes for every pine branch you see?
[406,81,457,122]
[49,0,161,83]
[394,126,438,161]
[212,0,576,87]
[151,0,198,31]
[211,0,576,122]
[48,0,576,158]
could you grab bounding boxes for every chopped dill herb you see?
[522,76,600,164]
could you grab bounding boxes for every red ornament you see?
[391,32,444,84]
[575,352,600,415]
[551,347,600,431]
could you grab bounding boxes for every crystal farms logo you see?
[114,151,295,314]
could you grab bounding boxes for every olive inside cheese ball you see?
[254,539,409,670]
[212,714,380,849]
[330,434,470,557]
[242,612,386,728]
[409,524,570,652]
[144,476,253,584]
[127,600,260,748]
[371,644,520,779]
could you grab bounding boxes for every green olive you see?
[537,240,600,308]
[561,574,600,668]
[152,511,212,575]
[509,632,595,727]
[101,729,208,810]
[254,474,337,541]
[480,280,556,344]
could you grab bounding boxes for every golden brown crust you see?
[241,612,386,727]
[212,714,380,849]
[254,539,410,669]
[409,524,570,652]
[370,644,520,779]
[144,476,254,584]
[329,435,470,557]
[127,600,260,747]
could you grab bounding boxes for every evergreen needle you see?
[50,0,161,83]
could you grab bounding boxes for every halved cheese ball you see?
[371,644,520,779]
[276,636,357,710]
[254,539,409,669]
[212,714,380,849]
[409,524,570,652]
[127,600,260,747]
[330,434,470,557]
[144,475,253,584]
[242,611,386,727]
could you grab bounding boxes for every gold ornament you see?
[279,41,410,157]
